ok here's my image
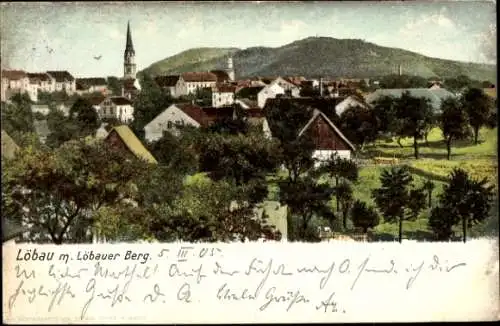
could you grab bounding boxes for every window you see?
[167,121,173,129]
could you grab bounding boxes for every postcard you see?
[1,1,498,323]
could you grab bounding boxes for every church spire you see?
[125,20,135,57]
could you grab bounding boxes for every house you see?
[144,103,208,141]
[27,72,55,93]
[365,88,456,114]
[298,109,356,162]
[87,94,107,114]
[1,70,31,102]
[105,125,157,164]
[1,130,20,159]
[235,98,259,110]
[202,106,237,125]
[76,78,109,95]
[270,77,301,97]
[335,94,371,116]
[155,75,182,97]
[99,96,134,123]
[212,85,236,107]
[236,83,286,108]
[31,104,50,116]
[210,70,231,84]
[178,72,218,96]
[121,78,140,100]
[46,71,76,94]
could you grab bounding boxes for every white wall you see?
[258,83,285,108]
[144,105,201,142]
[212,91,234,107]
[313,150,351,165]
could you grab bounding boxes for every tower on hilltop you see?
[124,21,136,80]
[226,56,235,82]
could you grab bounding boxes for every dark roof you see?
[87,95,106,105]
[76,78,107,90]
[181,72,217,82]
[110,96,132,105]
[236,86,264,99]
[155,75,180,87]
[125,21,135,56]
[2,70,27,80]
[27,72,51,82]
[202,106,235,123]
[46,71,75,82]
[245,108,264,118]
[210,70,230,83]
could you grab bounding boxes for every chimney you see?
[319,77,323,97]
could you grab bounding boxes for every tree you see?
[69,98,100,138]
[106,76,123,96]
[372,166,426,243]
[462,88,494,144]
[321,154,358,216]
[336,181,354,230]
[395,91,435,159]
[196,130,282,204]
[422,179,435,208]
[279,176,335,240]
[148,177,281,242]
[350,200,380,233]
[433,168,495,243]
[428,206,457,241]
[339,105,379,150]
[439,97,471,160]
[1,93,35,143]
[371,95,398,136]
[45,107,79,149]
[2,139,149,244]
[131,73,174,134]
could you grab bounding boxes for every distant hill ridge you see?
[140,36,496,82]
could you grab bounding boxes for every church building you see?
[122,21,140,100]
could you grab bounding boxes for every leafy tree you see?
[422,179,435,208]
[428,205,457,241]
[149,177,281,242]
[371,95,398,136]
[350,200,380,233]
[196,131,281,203]
[336,181,354,230]
[395,91,435,159]
[1,93,34,142]
[379,74,428,89]
[2,139,149,244]
[439,97,471,160]
[339,105,379,150]
[433,168,495,242]
[131,73,174,134]
[372,166,426,242]
[106,76,123,96]
[462,88,494,144]
[194,87,212,106]
[45,107,78,149]
[279,176,335,240]
[321,154,358,216]
[69,98,100,137]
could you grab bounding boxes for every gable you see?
[304,115,351,151]
[145,105,201,131]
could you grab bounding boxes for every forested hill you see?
[140,37,496,82]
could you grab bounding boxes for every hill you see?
[140,37,496,81]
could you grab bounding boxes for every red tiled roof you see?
[210,70,230,83]
[181,72,217,82]
[110,96,132,105]
[202,106,235,123]
[155,75,180,87]
[2,70,27,80]
[176,103,210,126]
[46,71,75,82]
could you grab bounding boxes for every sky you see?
[0,1,496,78]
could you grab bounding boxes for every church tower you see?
[123,21,136,80]
[226,56,235,82]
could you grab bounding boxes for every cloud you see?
[400,9,456,37]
